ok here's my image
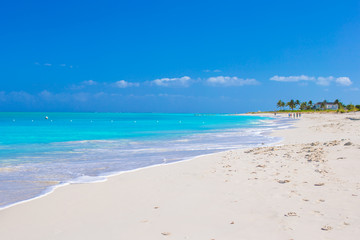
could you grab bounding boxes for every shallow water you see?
[0,113,292,208]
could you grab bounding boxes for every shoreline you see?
[0,151,248,212]
[0,115,289,211]
[1,112,359,239]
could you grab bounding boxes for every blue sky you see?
[0,0,359,113]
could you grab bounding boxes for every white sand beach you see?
[0,112,360,240]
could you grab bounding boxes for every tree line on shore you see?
[276,99,360,112]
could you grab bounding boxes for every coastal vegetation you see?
[274,99,360,113]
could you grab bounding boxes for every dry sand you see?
[0,112,360,240]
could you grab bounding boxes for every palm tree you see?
[347,104,355,111]
[300,101,307,110]
[276,100,285,110]
[339,102,345,109]
[295,100,300,109]
[308,100,313,109]
[321,100,327,110]
[286,99,296,111]
[334,99,340,109]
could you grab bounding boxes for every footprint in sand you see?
[314,210,323,216]
[278,180,290,184]
[284,212,298,217]
[321,225,332,231]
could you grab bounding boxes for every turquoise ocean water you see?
[0,112,291,208]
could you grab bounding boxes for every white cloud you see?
[316,76,334,86]
[82,80,97,86]
[270,75,352,86]
[35,62,76,68]
[39,90,52,99]
[72,92,90,102]
[203,69,222,73]
[9,91,36,103]
[69,80,98,90]
[270,75,315,82]
[335,77,352,86]
[207,76,259,86]
[94,92,107,98]
[152,76,191,87]
[114,80,140,88]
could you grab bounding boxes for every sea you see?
[0,112,292,208]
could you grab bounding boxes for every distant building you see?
[313,101,338,110]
